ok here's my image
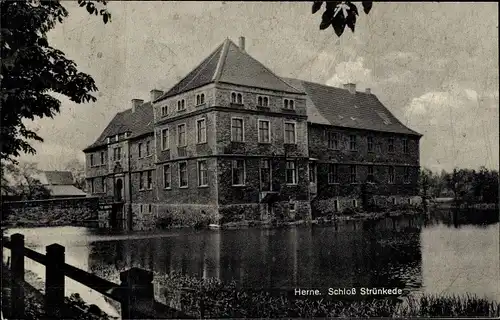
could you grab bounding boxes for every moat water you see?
[4,209,499,316]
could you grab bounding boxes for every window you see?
[388,166,395,184]
[284,122,296,144]
[231,118,244,142]
[161,105,168,116]
[161,128,169,150]
[113,147,121,161]
[139,172,144,190]
[90,154,94,167]
[257,96,269,107]
[198,160,208,187]
[232,160,245,186]
[146,141,151,156]
[231,92,243,104]
[147,170,152,189]
[289,201,296,212]
[309,162,317,184]
[148,204,152,213]
[283,98,295,110]
[408,198,412,205]
[392,197,397,205]
[286,160,297,185]
[352,199,358,207]
[334,199,339,212]
[196,119,207,144]
[163,164,171,189]
[350,165,357,183]
[260,159,271,191]
[177,99,185,111]
[102,177,106,193]
[403,138,409,153]
[140,205,143,213]
[89,179,95,193]
[328,132,339,149]
[388,138,395,153]
[177,124,186,146]
[196,93,205,106]
[100,151,105,165]
[179,162,188,188]
[367,136,374,152]
[115,134,119,142]
[349,135,357,151]
[404,167,410,184]
[258,120,270,143]
[138,143,143,158]
[328,164,338,184]
[367,165,374,183]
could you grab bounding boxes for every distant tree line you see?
[419,167,499,206]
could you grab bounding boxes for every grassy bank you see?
[155,273,499,318]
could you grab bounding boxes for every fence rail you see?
[1,233,188,319]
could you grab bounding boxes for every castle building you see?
[83,37,421,229]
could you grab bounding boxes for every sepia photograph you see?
[1,1,499,319]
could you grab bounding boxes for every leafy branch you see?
[312,1,372,37]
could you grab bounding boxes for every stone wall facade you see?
[2,197,99,227]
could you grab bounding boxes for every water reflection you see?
[5,209,500,317]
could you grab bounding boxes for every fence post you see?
[45,243,65,318]
[120,267,155,319]
[11,233,25,319]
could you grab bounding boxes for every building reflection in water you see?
[88,215,423,297]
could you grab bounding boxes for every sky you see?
[20,2,499,173]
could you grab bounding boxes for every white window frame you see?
[231,159,246,186]
[283,98,295,110]
[177,123,187,147]
[196,118,207,144]
[285,160,297,185]
[284,121,297,144]
[178,161,188,188]
[230,91,243,104]
[352,199,358,208]
[177,99,186,112]
[328,132,339,150]
[161,128,169,151]
[163,164,171,189]
[328,163,338,184]
[197,160,208,187]
[161,105,168,117]
[289,201,296,212]
[256,95,270,107]
[257,119,271,143]
[231,117,245,142]
[195,92,206,106]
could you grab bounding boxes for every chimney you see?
[365,88,371,94]
[150,89,163,102]
[238,36,245,52]
[131,99,144,113]
[343,83,356,94]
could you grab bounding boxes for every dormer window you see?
[161,105,168,117]
[195,93,205,106]
[177,99,186,111]
[115,134,119,142]
[283,98,295,110]
[231,92,243,104]
[257,95,269,107]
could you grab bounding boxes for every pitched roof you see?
[158,39,303,100]
[46,185,87,197]
[38,171,74,185]
[282,78,422,136]
[83,102,153,151]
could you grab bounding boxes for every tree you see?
[0,0,110,165]
[2,161,51,200]
[418,167,434,212]
[64,158,86,191]
[312,1,373,37]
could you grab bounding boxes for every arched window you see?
[289,100,294,109]
[181,99,185,109]
[196,95,200,105]
[237,93,242,104]
[263,97,269,107]
[284,99,289,109]
[258,96,263,106]
[231,92,236,103]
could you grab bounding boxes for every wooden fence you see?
[1,233,188,319]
